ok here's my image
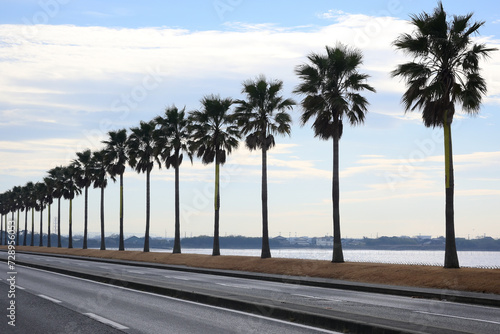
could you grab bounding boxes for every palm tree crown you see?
[391,2,496,268]
[189,95,241,256]
[235,75,295,259]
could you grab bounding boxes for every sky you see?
[0,0,499,241]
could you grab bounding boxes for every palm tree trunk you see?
[443,116,459,268]
[16,210,20,246]
[47,204,51,247]
[68,199,73,249]
[261,144,271,259]
[119,173,125,251]
[39,208,43,247]
[173,154,182,254]
[30,209,34,246]
[332,136,344,263]
[83,186,88,249]
[100,186,106,251]
[23,209,28,246]
[144,169,150,252]
[212,161,221,256]
[57,197,61,248]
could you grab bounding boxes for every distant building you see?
[316,236,333,247]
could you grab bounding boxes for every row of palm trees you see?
[0,3,494,268]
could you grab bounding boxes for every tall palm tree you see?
[127,120,161,252]
[43,176,55,247]
[189,95,241,256]
[0,193,5,245]
[391,2,496,268]
[22,182,35,246]
[294,44,375,263]
[48,166,65,247]
[103,129,129,251]
[234,75,295,259]
[73,150,93,249]
[154,106,193,254]
[34,182,47,247]
[62,164,81,248]
[91,150,108,251]
[12,186,22,246]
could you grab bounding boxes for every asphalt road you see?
[2,251,500,333]
[1,264,340,333]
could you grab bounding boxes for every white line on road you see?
[217,283,253,289]
[16,285,25,290]
[84,313,129,330]
[127,270,146,274]
[164,275,192,281]
[292,294,342,302]
[415,311,500,325]
[38,294,62,303]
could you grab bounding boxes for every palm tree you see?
[294,44,375,263]
[43,176,55,247]
[103,129,129,251]
[48,166,65,247]
[91,150,108,251]
[154,106,193,254]
[189,95,240,256]
[127,120,161,252]
[391,2,496,268]
[22,182,35,246]
[0,193,5,245]
[234,75,295,259]
[73,150,93,249]
[34,182,47,247]
[12,186,22,246]
[62,164,81,248]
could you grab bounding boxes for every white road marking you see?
[415,311,500,325]
[164,275,192,280]
[84,313,129,330]
[127,270,145,274]
[38,294,62,303]
[16,285,25,290]
[292,294,342,302]
[217,283,253,289]
[21,265,339,333]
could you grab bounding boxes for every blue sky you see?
[1,0,499,241]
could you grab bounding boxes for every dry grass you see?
[5,246,500,295]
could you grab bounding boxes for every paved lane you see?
[4,265,340,334]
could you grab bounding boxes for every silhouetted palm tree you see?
[62,164,81,248]
[34,182,47,247]
[294,44,375,263]
[127,120,161,252]
[155,106,193,254]
[12,186,22,246]
[73,150,93,249]
[392,2,496,268]
[91,150,108,251]
[43,176,55,247]
[189,95,240,256]
[48,166,65,247]
[23,182,35,246]
[234,75,295,259]
[103,129,129,251]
